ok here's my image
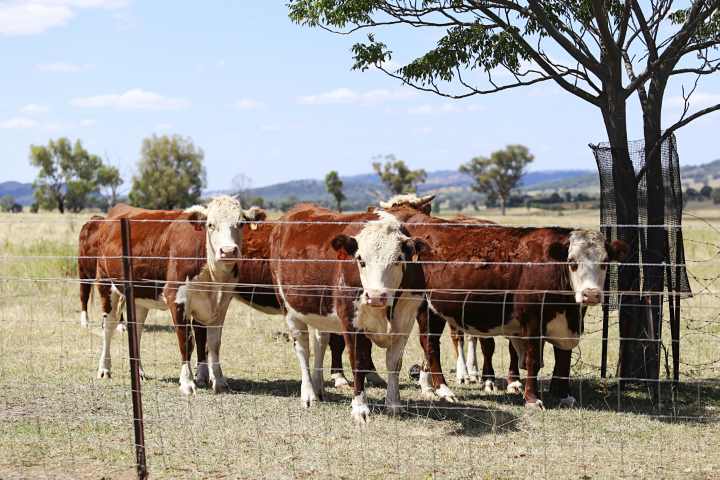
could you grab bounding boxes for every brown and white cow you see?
[270,204,431,423]
[399,213,627,408]
[94,196,263,394]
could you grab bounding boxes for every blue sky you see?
[1,1,719,192]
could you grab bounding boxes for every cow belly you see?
[545,312,580,350]
[431,302,521,337]
[136,298,168,311]
[289,307,343,334]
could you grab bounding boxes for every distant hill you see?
[0,181,34,206]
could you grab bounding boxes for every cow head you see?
[331,211,430,308]
[549,230,628,306]
[186,196,266,267]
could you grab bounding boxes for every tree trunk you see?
[57,195,65,214]
[600,98,646,386]
[500,197,506,216]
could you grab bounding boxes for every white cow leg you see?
[207,324,228,394]
[114,294,127,333]
[455,335,469,384]
[311,328,329,401]
[467,337,480,383]
[80,311,89,329]
[385,336,409,415]
[97,298,120,379]
[133,306,149,380]
[287,314,316,407]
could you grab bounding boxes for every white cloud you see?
[0,117,38,129]
[408,103,484,115]
[0,0,127,36]
[297,87,416,105]
[234,98,264,110]
[36,62,92,72]
[20,103,50,114]
[71,89,190,111]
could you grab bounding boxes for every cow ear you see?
[548,241,569,261]
[331,234,358,260]
[186,211,206,232]
[402,238,431,262]
[608,239,629,261]
[243,207,267,230]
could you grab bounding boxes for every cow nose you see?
[364,291,389,307]
[219,246,239,259]
[581,288,602,305]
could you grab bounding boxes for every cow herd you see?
[78,194,627,423]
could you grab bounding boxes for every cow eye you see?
[568,258,578,272]
[358,257,366,268]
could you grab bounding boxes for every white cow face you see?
[331,212,430,308]
[187,196,266,266]
[550,230,628,305]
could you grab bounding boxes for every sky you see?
[1,1,719,192]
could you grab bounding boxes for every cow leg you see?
[207,323,228,394]
[385,334,410,415]
[310,328,329,401]
[133,306,149,380]
[170,301,196,395]
[523,324,544,409]
[451,326,470,384]
[417,308,456,402]
[80,280,92,328]
[193,322,209,388]
[479,338,498,393]
[467,336,481,384]
[507,337,523,394]
[329,333,351,388]
[286,314,316,407]
[114,293,127,333]
[365,347,387,388]
[97,286,119,379]
[345,330,372,424]
[550,346,576,408]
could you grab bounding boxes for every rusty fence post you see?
[120,218,148,480]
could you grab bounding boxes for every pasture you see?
[1,207,720,479]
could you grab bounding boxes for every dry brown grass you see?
[1,207,719,479]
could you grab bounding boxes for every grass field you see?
[1,206,719,479]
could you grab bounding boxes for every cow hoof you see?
[456,373,469,385]
[97,368,111,379]
[351,393,370,425]
[115,322,127,333]
[301,384,317,408]
[483,380,498,394]
[525,400,545,410]
[180,381,197,395]
[139,367,147,381]
[468,372,480,384]
[332,373,352,389]
[559,395,577,409]
[80,312,89,328]
[366,371,387,388]
[211,377,229,394]
[436,384,458,403]
[507,380,523,395]
[195,363,210,388]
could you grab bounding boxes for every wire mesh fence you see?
[2,210,720,479]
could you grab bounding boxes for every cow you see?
[270,204,433,423]
[448,330,522,394]
[230,217,386,389]
[399,213,628,408]
[94,196,264,394]
[78,214,106,328]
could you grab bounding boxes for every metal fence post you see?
[120,218,148,480]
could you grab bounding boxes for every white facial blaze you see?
[204,196,244,266]
[353,211,408,306]
[567,230,609,304]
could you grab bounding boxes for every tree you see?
[129,135,206,210]
[232,173,254,206]
[29,138,103,213]
[288,0,720,383]
[372,154,426,195]
[700,185,713,199]
[0,195,15,212]
[460,145,533,215]
[325,170,346,212]
[714,189,720,205]
[97,164,123,207]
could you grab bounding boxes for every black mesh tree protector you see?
[591,134,691,382]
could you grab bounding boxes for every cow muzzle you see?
[218,245,239,260]
[364,291,389,308]
[580,288,602,306]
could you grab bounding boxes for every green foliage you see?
[460,145,534,215]
[29,138,104,213]
[128,135,206,210]
[0,195,15,212]
[700,185,713,199]
[713,189,720,205]
[96,164,123,207]
[324,170,346,212]
[372,155,426,195]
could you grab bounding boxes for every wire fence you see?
[2,212,720,479]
